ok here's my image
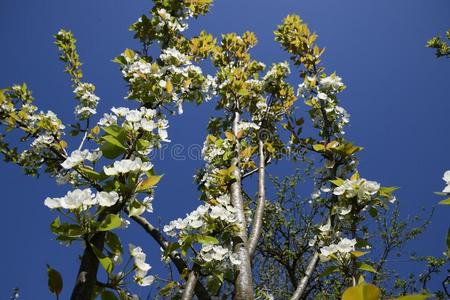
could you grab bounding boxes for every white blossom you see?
[95,191,120,207]
[442,170,450,193]
[103,157,153,176]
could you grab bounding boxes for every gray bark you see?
[247,139,265,256]
[231,111,254,300]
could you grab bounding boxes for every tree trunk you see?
[231,111,254,300]
[70,232,105,300]
[248,138,265,256]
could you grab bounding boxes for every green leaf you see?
[0,90,5,103]
[439,198,450,205]
[330,178,345,186]
[342,283,380,300]
[379,186,399,197]
[357,262,378,274]
[319,266,338,277]
[101,135,126,150]
[105,232,123,254]
[101,290,119,300]
[368,207,378,218]
[312,144,325,151]
[137,175,162,191]
[51,220,84,238]
[47,265,63,296]
[352,251,369,258]
[103,125,124,137]
[123,48,135,59]
[128,200,145,217]
[207,273,223,295]
[98,214,122,231]
[237,88,249,96]
[395,295,432,300]
[195,235,219,245]
[434,192,447,196]
[78,166,106,181]
[91,244,114,274]
[50,217,61,233]
[351,171,360,181]
[100,140,125,159]
[166,80,173,93]
[159,281,178,296]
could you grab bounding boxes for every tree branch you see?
[248,139,265,256]
[289,252,319,300]
[181,271,198,300]
[127,211,211,300]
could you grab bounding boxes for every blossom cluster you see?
[61,149,102,169]
[199,244,241,265]
[155,8,190,33]
[201,136,232,165]
[44,188,120,210]
[129,244,155,286]
[163,195,237,237]
[8,99,67,175]
[119,48,216,114]
[320,237,357,260]
[99,106,170,151]
[163,194,241,266]
[104,157,153,176]
[73,82,100,119]
[262,61,290,84]
[298,73,349,136]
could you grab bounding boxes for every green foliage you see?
[97,214,122,231]
[341,283,380,300]
[47,265,63,298]
[426,30,450,58]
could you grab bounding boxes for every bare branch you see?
[181,271,198,300]
[290,252,319,300]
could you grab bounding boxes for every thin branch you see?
[289,252,319,300]
[242,157,271,179]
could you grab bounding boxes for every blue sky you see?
[1,0,449,298]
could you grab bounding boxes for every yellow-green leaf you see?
[137,175,162,191]
[351,251,369,258]
[351,171,360,181]
[439,198,450,205]
[342,283,380,300]
[357,262,378,274]
[313,144,325,151]
[166,80,173,93]
[91,125,100,135]
[330,178,345,186]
